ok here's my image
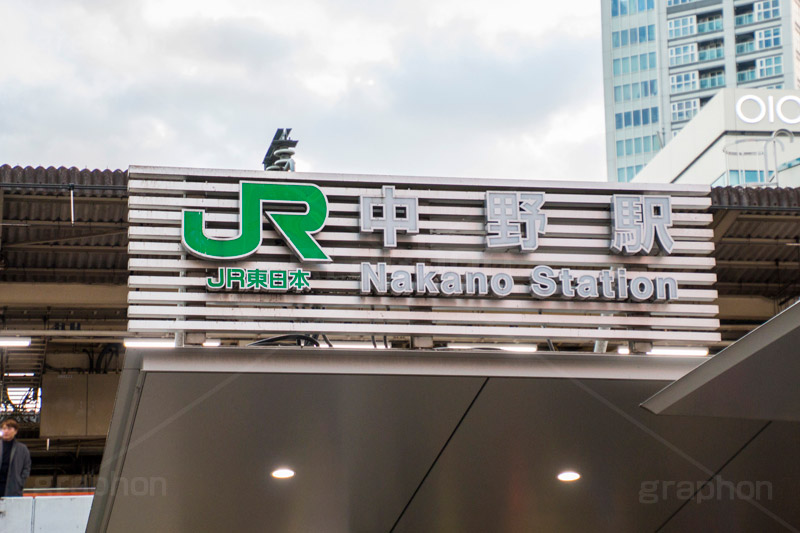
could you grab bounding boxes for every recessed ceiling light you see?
[330,342,391,349]
[557,471,581,482]
[271,468,295,479]
[647,347,709,357]
[0,337,31,347]
[123,338,176,348]
[448,343,538,352]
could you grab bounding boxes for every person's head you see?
[1,419,19,441]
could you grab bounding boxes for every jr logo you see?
[182,181,330,262]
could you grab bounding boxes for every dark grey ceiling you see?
[643,300,800,422]
[89,349,799,532]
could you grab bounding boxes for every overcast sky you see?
[0,0,605,181]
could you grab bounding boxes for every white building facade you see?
[633,88,800,185]
[602,0,800,182]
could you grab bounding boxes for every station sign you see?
[127,167,719,346]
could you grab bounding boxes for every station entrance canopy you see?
[127,167,719,348]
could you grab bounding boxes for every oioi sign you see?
[735,94,800,125]
[181,181,331,262]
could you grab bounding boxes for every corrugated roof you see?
[0,165,127,195]
[1,165,128,284]
[711,185,800,209]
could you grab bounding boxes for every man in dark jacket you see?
[0,418,31,497]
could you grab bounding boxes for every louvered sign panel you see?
[127,166,719,347]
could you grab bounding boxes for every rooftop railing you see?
[699,47,724,61]
[700,74,725,89]
[737,69,757,82]
[697,19,723,33]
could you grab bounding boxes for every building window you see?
[617,135,659,157]
[668,16,696,39]
[671,99,700,121]
[613,53,656,78]
[614,79,658,103]
[728,170,768,185]
[670,71,698,93]
[612,0,654,17]
[755,0,780,21]
[757,55,783,78]
[614,107,658,130]
[613,25,656,48]
[756,27,781,49]
[669,43,698,66]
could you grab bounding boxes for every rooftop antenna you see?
[262,128,298,171]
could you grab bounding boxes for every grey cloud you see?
[0,2,605,180]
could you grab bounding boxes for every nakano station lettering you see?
[181,183,680,303]
[129,166,717,345]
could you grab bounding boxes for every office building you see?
[602,0,796,182]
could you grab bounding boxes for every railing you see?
[0,495,92,532]
[699,47,724,61]
[700,75,725,89]
[736,41,755,54]
[697,19,723,33]
[737,69,757,82]
[735,13,754,26]
[671,83,698,94]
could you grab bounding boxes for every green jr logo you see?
[182,181,330,262]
